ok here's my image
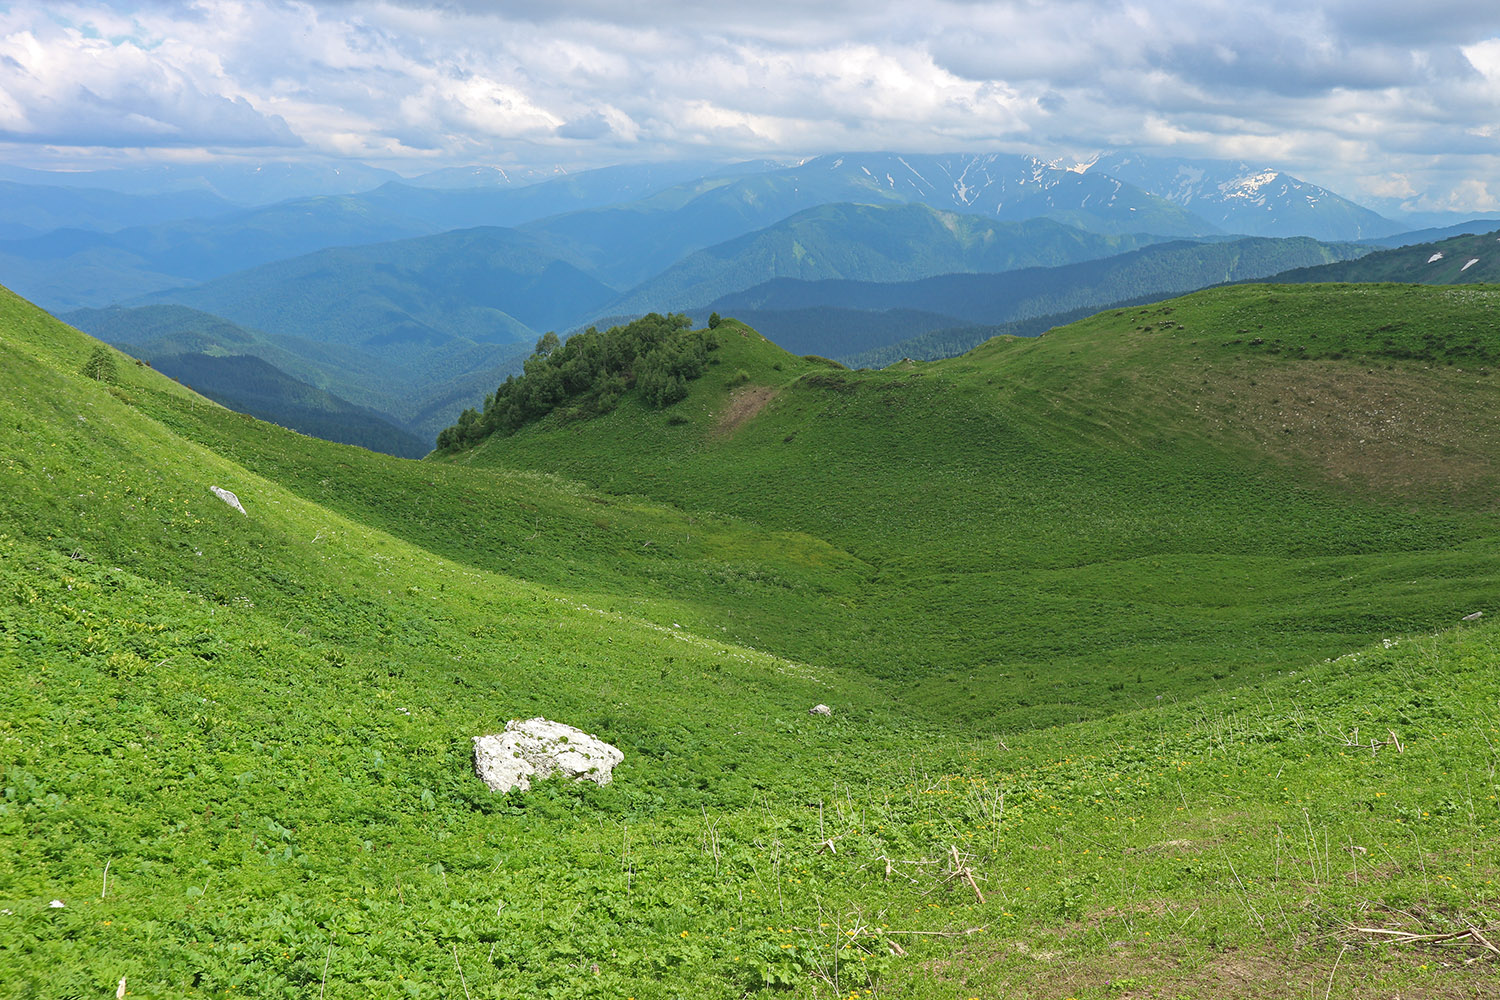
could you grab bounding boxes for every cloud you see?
[0,12,299,147]
[1,0,1497,212]
[556,112,614,140]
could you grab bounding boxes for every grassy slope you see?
[461,292,1500,726]
[0,287,918,998]
[1,283,1497,998]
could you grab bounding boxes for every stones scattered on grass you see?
[473,718,623,794]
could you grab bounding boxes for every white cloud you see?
[0,0,1495,212]
[0,6,297,147]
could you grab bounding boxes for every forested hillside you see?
[710,236,1368,327]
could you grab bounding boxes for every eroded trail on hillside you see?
[714,384,778,437]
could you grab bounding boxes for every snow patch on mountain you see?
[1220,169,1281,206]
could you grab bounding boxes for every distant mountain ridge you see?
[147,352,430,458]
[145,226,614,348]
[62,302,532,446]
[711,236,1370,328]
[1267,228,1500,285]
[516,152,1216,290]
[0,150,1417,450]
[1085,153,1401,241]
[601,203,1171,317]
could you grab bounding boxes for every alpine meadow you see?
[5,2,1500,997]
[2,273,1498,998]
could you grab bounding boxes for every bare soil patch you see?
[910,937,1496,999]
[714,385,778,439]
[1200,360,1500,505]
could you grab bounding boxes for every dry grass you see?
[1199,360,1500,506]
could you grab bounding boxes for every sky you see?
[2,0,1499,212]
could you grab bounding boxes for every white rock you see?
[48,900,65,908]
[210,486,246,515]
[1462,610,1484,621]
[809,704,832,716]
[473,718,623,793]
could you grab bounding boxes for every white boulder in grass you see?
[210,486,246,515]
[473,718,624,793]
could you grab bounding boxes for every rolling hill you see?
[3,279,1498,998]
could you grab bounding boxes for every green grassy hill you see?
[2,281,1498,998]
[446,288,1500,709]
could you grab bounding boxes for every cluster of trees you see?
[436,313,714,452]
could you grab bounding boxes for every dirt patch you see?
[1198,360,1500,506]
[714,385,778,438]
[909,938,1496,999]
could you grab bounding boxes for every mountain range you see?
[4,149,1490,453]
[1086,152,1403,241]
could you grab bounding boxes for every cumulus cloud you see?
[0,10,299,147]
[0,0,1497,210]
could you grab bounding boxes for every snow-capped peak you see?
[1221,169,1281,200]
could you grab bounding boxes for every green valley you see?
[1,279,1497,999]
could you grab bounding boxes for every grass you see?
[458,294,1500,719]
[1,282,1497,997]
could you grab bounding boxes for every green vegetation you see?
[696,305,971,362]
[436,314,710,451]
[79,346,119,384]
[1271,227,1500,285]
[457,293,1500,705]
[2,281,1498,998]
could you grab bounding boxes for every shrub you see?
[81,347,118,384]
[434,313,709,449]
